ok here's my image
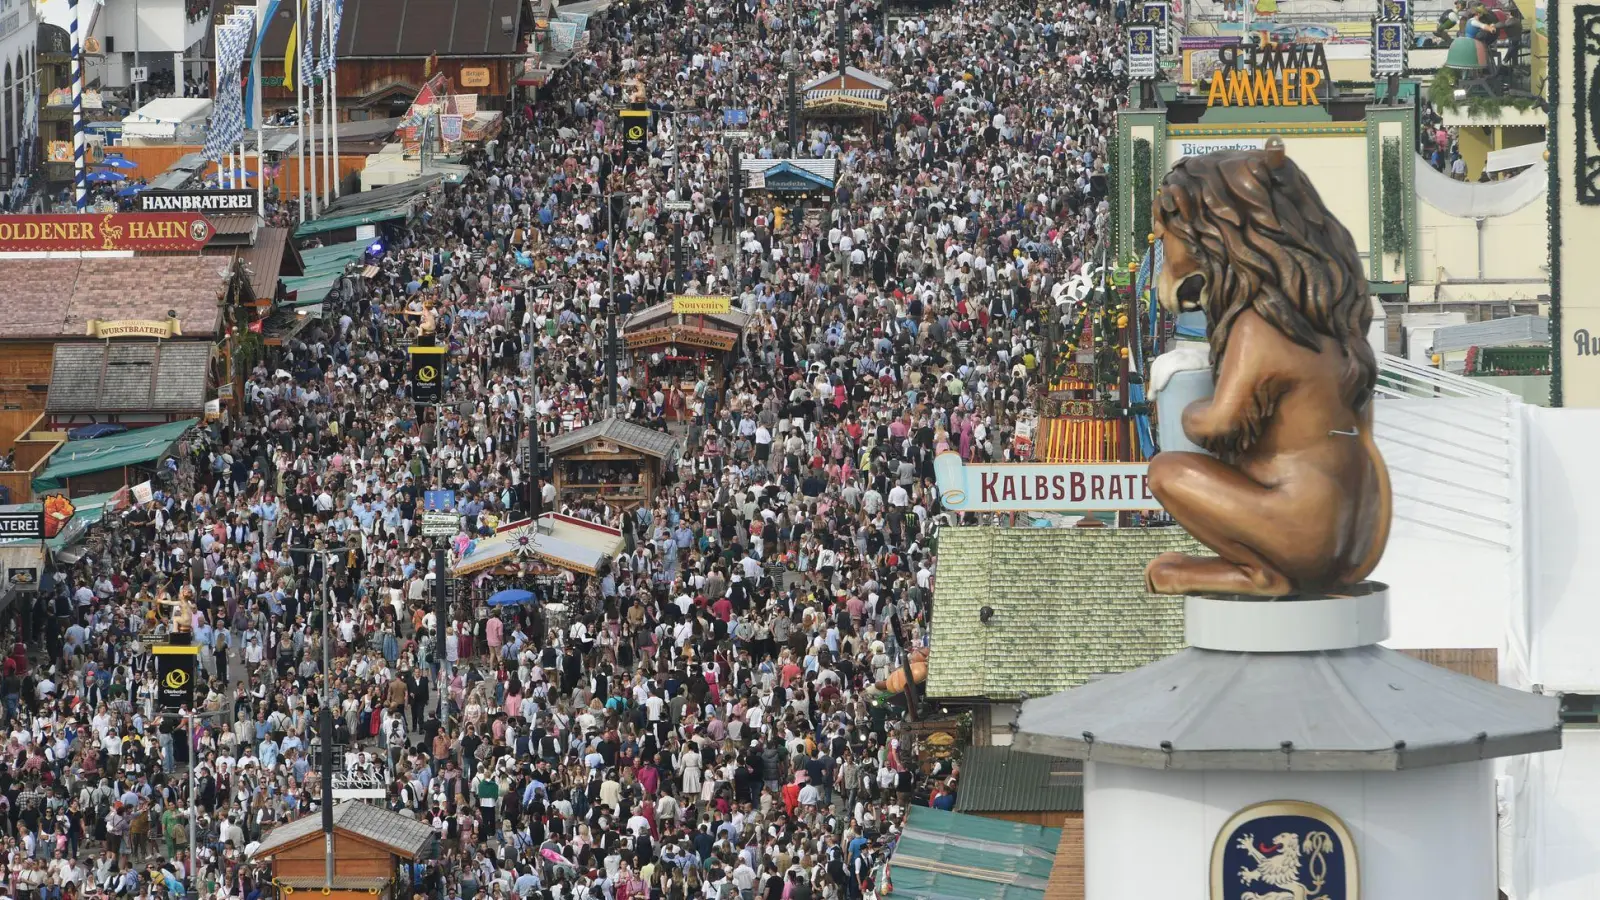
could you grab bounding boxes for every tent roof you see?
[954,747,1082,815]
[33,419,196,488]
[546,417,682,461]
[927,526,1203,701]
[1013,643,1561,771]
[886,807,1059,900]
[123,98,213,126]
[802,65,894,91]
[294,202,414,237]
[252,801,434,860]
[46,342,211,414]
[452,514,624,577]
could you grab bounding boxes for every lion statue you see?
[1145,139,1391,597]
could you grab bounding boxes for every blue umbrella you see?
[85,170,126,183]
[208,169,258,181]
[116,184,148,198]
[94,157,138,170]
[488,589,534,607]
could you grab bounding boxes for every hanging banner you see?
[153,644,199,711]
[409,345,446,404]
[1128,25,1159,79]
[621,109,650,154]
[440,114,465,143]
[1142,1,1171,52]
[932,453,1161,512]
[1372,20,1408,77]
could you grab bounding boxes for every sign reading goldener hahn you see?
[137,189,258,215]
[0,213,214,252]
[933,452,1161,512]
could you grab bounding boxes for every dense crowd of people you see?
[0,0,1126,898]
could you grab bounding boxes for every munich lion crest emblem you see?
[1212,801,1357,900]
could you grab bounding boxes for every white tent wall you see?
[1370,396,1521,651]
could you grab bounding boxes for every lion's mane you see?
[1155,149,1375,412]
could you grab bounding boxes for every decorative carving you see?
[1577,6,1600,204]
[1143,140,1392,597]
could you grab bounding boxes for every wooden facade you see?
[546,419,681,512]
[259,59,515,115]
[0,344,55,416]
[252,803,434,900]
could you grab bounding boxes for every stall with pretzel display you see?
[622,296,749,421]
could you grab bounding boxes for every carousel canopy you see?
[452,513,624,577]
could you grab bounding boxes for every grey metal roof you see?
[252,801,435,860]
[318,173,444,218]
[1013,644,1561,772]
[546,417,682,461]
[46,342,211,414]
[1431,315,1550,354]
[954,747,1082,814]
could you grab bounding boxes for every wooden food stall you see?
[545,418,682,511]
[251,802,435,900]
[623,295,748,420]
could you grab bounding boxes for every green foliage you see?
[1381,138,1403,254]
[1427,67,1542,118]
[1132,139,1153,249]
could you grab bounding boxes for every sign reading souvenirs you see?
[0,213,214,252]
[1372,20,1408,77]
[85,318,183,339]
[932,454,1161,512]
[153,643,199,711]
[137,189,258,215]
[1128,25,1159,79]
[409,345,446,404]
[1211,801,1357,900]
[1203,43,1329,107]
[0,509,43,539]
[672,295,732,315]
[621,109,650,153]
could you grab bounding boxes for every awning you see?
[1484,141,1546,174]
[281,273,342,308]
[293,202,413,237]
[32,419,197,491]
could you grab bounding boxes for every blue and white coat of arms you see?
[1211,801,1359,900]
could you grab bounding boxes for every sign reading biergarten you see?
[933,453,1161,512]
[0,213,214,252]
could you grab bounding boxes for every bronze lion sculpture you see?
[1145,140,1392,597]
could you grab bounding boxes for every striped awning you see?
[803,88,887,113]
[1034,417,1145,464]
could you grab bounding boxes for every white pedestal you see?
[1083,760,1498,900]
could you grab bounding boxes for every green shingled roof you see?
[927,526,1204,701]
[955,746,1083,815]
[887,807,1060,900]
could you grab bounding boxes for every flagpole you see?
[294,0,306,222]
[329,0,340,199]
[69,0,85,209]
[255,0,266,215]
[322,0,333,205]
[305,0,319,220]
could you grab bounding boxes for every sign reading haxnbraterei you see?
[136,189,259,215]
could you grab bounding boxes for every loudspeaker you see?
[105,36,114,53]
